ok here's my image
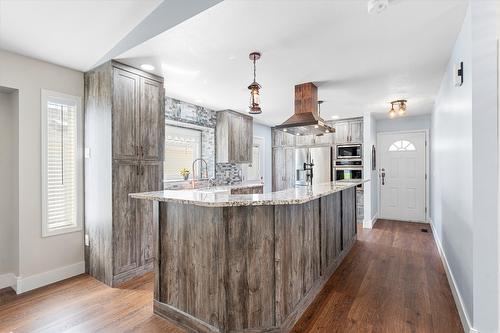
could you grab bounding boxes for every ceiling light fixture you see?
[140,64,155,71]
[248,52,262,114]
[331,115,340,120]
[388,99,407,118]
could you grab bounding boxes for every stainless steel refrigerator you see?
[295,146,332,186]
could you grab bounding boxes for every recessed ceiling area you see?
[0,0,162,71]
[117,0,468,125]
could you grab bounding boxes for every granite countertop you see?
[130,180,368,207]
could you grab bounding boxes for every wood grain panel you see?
[224,205,275,330]
[112,68,139,160]
[112,160,139,275]
[139,77,164,161]
[84,62,113,286]
[159,202,225,328]
[320,192,341,275]
[137,162,162,264]
[275,200,320,322]
[342,187,356,249]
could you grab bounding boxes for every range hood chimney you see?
[275,82,335,136]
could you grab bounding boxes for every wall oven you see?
[335,168,363,182]
[336,144,362,159]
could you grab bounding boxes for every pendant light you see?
[389,104,396,118]
[248,52,262,114]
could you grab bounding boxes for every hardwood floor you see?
[0,220,462,333]
[291,220,463,333]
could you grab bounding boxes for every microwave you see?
[336,144,362,159]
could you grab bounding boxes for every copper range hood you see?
[274,82,335,136]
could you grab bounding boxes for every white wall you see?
[0,90,19,277]
[363,114,378,227]
[376,114,431,133]
[253,122,272,193]
[0,50,84,290]
[470,1,498,331]
[431,3,498,331]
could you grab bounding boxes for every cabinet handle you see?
[136,166,140,176]
[140,146,144,158]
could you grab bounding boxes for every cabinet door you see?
[239,116,253,163]
[113,161,139,275]
[272,148,286,191]
[334,122,349,144]
[113,68,139,160]
[273,129,295,147]
[285,148,296,189]
[227,113,241,163]
[139,78,164,161]
[349,121,363,143]
[137,162,162,264]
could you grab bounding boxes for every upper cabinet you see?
[216,110,253,163]
[334,119,363,144]
[113,66,164,161]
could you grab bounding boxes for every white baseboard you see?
[362,214,378,229]
[16,261,85,294]
[0,272,18,291]
[429,220,477,333]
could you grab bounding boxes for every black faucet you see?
[303,160,314,184]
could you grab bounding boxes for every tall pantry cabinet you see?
[84,61,164,286]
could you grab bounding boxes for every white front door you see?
[378,131,426,222]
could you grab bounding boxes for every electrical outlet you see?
[454,61,464,87]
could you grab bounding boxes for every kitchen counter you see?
[130,180,366,207]
[131,180,366,333]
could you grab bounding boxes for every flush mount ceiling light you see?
[140,64,155,71]
[388,99,407,118]
[248,52,262,114]
[367,0,389,14]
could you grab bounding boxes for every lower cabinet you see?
[112,160,162,284]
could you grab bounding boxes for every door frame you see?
[376,129,430,223]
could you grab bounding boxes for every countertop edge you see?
[130,180,368,207]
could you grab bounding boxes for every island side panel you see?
[320,192,342,276]
[158,202,225,330]
[224,205,276,331]
[274,199,320,324]
[342,187,356,249]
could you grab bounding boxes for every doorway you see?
[377,131,428,222]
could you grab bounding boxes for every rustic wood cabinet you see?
[216,110,253,163]
[85,61,164,286]
[333,119,363,144]
[272,147,296,191]
[230,185,263,195]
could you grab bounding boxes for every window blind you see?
[45,101,78,230]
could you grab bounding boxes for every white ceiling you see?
[117,0,468,125]
[0,0,162,71]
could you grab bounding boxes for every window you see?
[164,125,202,181]
[242,136,264,181]
[41,90,82,237]
[388,140,416,152]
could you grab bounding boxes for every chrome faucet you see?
[191,158,209,188]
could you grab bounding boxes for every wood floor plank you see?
[0,220,462,333]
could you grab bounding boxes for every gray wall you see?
[431,3,498,331]
[376,114,431,133]
[0,90,19,276]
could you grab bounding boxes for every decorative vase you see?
[183,175,189,181]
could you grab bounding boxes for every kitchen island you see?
[131,180,365,333]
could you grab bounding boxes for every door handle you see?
[381,168,386,185]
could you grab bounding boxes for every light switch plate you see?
[84,234,90,246]
[454,61,464,87]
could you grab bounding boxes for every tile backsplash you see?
[165,96,243,186]
[215,163,242,185]
[165,97,216,128]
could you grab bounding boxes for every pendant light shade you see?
[248,52,262,114]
